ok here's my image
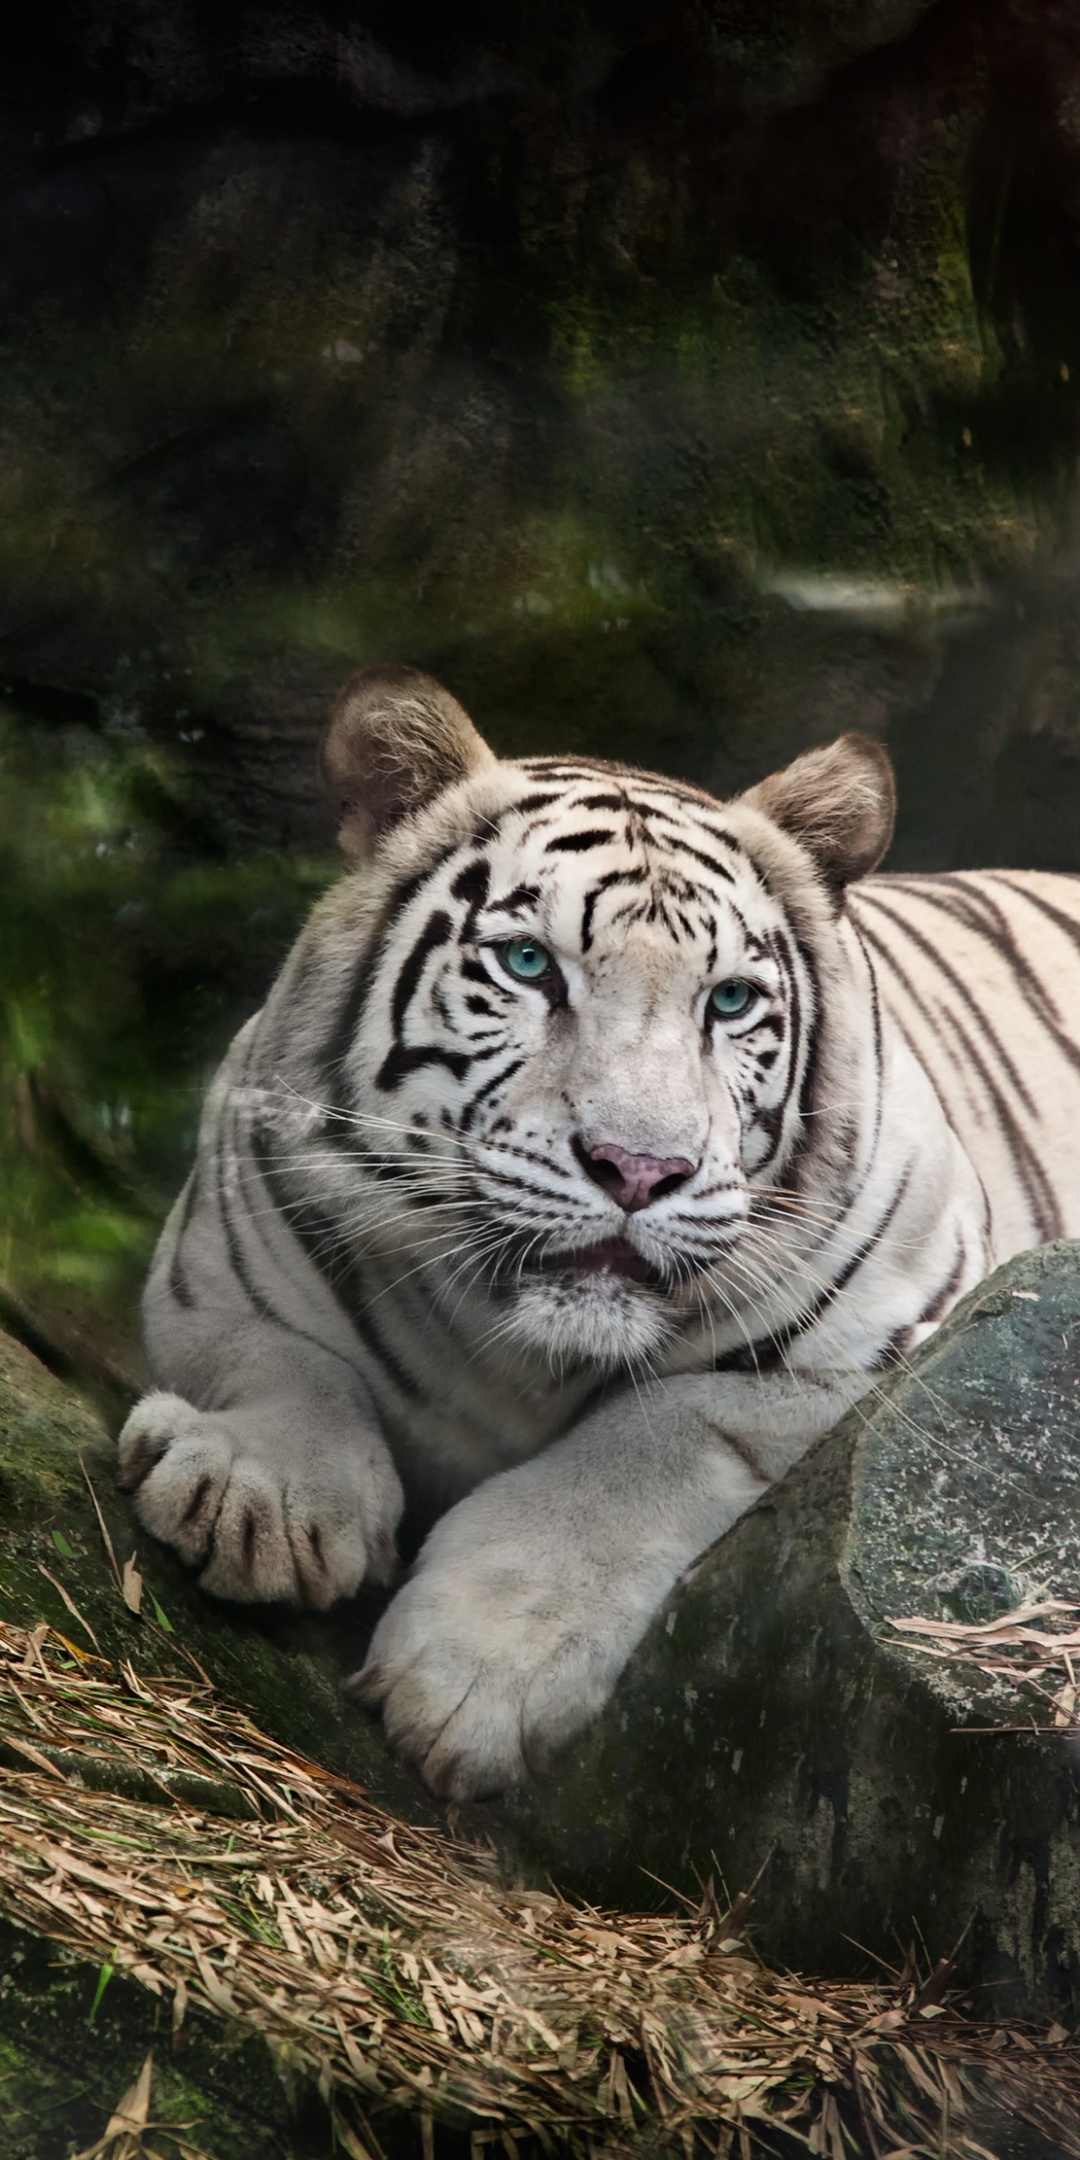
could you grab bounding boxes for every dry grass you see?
[1,1615,1079,2159]
[889,1599,1080,1727]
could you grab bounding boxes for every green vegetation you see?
[0,709,335,1395]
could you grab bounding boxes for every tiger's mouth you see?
[535,1238,668,1291]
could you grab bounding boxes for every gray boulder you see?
[490,1239,1080,2017]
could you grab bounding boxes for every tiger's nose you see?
[578,1141,697,1213]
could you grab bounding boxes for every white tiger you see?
[118,667,1080,1799]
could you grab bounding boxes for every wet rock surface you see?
[8,1247,1080,2017]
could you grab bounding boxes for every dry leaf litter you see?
[2,1615,1080,2159]
[889,1597,1080,1727]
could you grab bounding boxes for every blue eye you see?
[501,937,552,982]
[709,979,753,1019]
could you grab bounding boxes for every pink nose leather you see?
[585,1142,697,1213]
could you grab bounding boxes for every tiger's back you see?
[853,870,1080,1263]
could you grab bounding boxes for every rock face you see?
[7,1245,1080,2019]
[492,1240,1080,2017]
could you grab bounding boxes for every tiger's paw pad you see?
[117,1390,401,1608]
[347,1565,616,1800]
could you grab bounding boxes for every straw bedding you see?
[1,1615,1079,2160]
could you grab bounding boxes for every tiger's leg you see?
[351,1369,866,1798]
[118,1037,404,1608]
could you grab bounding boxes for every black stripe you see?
[377,1041,473,1092]
[249,1123,422,1400]
[514,763,597,779]
[914,1235,967,1331]
[460,1056,526,1130]
[580,866,648,952]
[391,909,452,1038]
[856,889,1039,1120]
[852,919,929,1060]
[545,828,618,852]
[792,936,819,1135]
[980,873,1080,976]
[848,922,884,1164]
[767,925,817,1186]
[747,1093,784,1160]
[878,1232,969,1366]
[856,917,987,1139]
[875,875,1080,1080]
[375,908,466,1090]
[524,754,711,800]
[490,884,539,913]
[938,1002,1060,1240]
[716,1166,912,1375]
[654,832,738,886]
[857,917,1062,1242]
[451,859,491,910]
[214,1114,322,1352]
[318,845,460,1106]
[745,960,798,1177]
[210,1031,290,1338]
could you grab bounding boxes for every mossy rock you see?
[488,1240,1080,2019]
[0,1918,318,2160]
[0,1322,431,1828]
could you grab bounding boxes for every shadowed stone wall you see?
[1,1,1080,855]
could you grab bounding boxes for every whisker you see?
[270,1080,578,1181]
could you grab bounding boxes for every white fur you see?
[119,728,1080,1797]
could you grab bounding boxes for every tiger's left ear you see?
[319,666,497,859]
[742,732,895,903]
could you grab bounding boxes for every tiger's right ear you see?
[741,732,896,904]
[319,666,497,859]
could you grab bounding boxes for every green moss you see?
[0,1918,322,2160]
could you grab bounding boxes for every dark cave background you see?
[5,0,1080,854]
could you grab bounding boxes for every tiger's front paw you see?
[347,1530,625,1800]
[117,1390,403,1608]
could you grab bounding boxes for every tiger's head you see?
[294,668,895,1374]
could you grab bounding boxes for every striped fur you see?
[119,671,1080,1797]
